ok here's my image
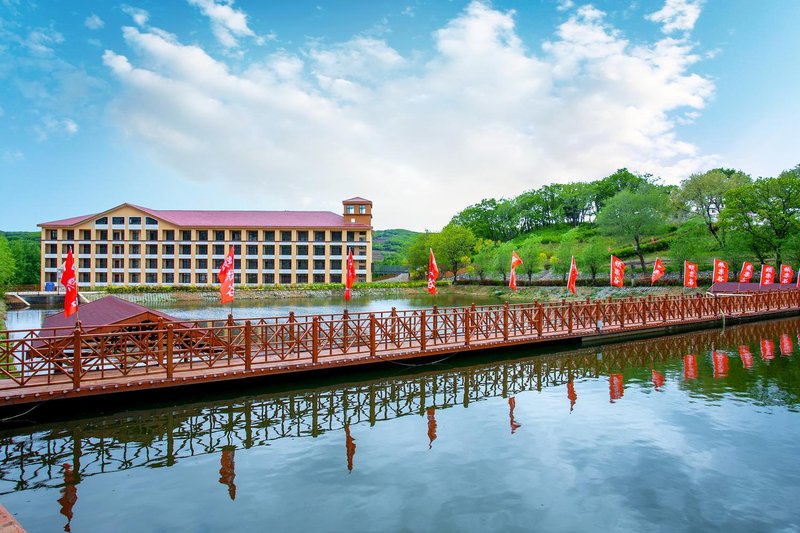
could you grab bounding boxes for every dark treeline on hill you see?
[405,164,800,284]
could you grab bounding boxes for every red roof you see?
[39,203,372,229]
[343,197,372,204]
[41,296,179,330]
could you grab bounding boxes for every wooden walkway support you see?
[1,290,800,406]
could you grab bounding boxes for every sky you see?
[1,0,798,232]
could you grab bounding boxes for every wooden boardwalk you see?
[2,291,800,407]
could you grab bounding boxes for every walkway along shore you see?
[2,291,800,407]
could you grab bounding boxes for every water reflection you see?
[1,317,800,530]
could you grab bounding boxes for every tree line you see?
[407,164,800,283]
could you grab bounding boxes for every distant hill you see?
[1,231,39,244]
[373,229,419,265]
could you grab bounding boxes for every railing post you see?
[312,316,319,364]
[432,305,439,345]
[245,320,252,371]
[342,310,349,353]
[289,311,296,355]
[72,325,82,390]
[391,307,397,344]
[503,303,509,341]
[227,313,234,362]
[166,324,174,379]
[620,299,625,328]
[680,295,685,320]
[157,317,164,366]
[420,310,427,351]
[465,306,471,346]
[536,301,543,337]
[369,314,376,357]
[567,302,573,334]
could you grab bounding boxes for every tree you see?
[430,224,476,284]
[592,168,649,214]
[0,235,16,291]
[405,232,434,280]
[669,217,716,267]
[719,166,800,265]
[674,168,750,245]
[552,230,581,281]
[471,239,497,281]
[10,240,40,285]
[596,185,672,273]
[519,236,544,282]
[491,241,517,283]
[579,236,611,282]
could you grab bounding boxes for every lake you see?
[1,307,799,531]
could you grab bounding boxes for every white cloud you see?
[187,0,257,49]
[647,0,702,33]
[556,0,575,12]
[34,117,79,141]
[2,150,24,163]
[122,5,150,28]
[102,1,715,230]
[85,14,104,30]
[24,28,64,55]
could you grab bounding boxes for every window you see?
[130,259,140,269]
[196,259,208,270]
[313,245,325,256]
[330,245,342,256]
[145,217,158,225]
[331,231,342,242]
[46,272,57,283]
[233,273,241,284]
[280,245,292,256]
[64,229,74,240]
[198,230,208,241]
[297,231,308,242]
[96,272,107,283]
[113,244,124,255]
[61,243,72,254]
[45,258,57,268]
[279,274,292,284]
[246,273,257,284]
[296,260,308,270]
[346,205,354,214]
[128,216,141,225]
[146,258,158,269]
[359,205,366,214]
[96,230,108,240]
[330,259,342,270]
[113,259,124,269]
[215,230,225,241]
[281,231,292,242]
[146,244,157,255]
[234,259,241,269]
[112,216,124,225]
[197,244,208,255]
[180,244,191,255]
[146,273,157,283]
[296,274,308,284]
[78,258,90,269]
[146,230,158,241]
[296,245,308,256]
[162,273,173,284]
[163,230,175,241]
[263,230,275,241]
[246,245,258,256]
[263,259,275,269]
[314,260,326,270]
[213,244,225,255]
[130,244,140,255]
[247,259,258,270]
[49,229,57,240]
[233,244,241,255]
[130,273,141,284]
[162,244,174,255]
[196,273,208,284]
[213,259,223,270]
[180,259,191,269]
[81,230,91,240]
[262,244,275,256]
[180,273,191,284]
[181,230,192,241]
[247,230,258,242]
[330,274,341,283]
[45,243,57,254]
[314,231,325,242]
[79,272,90,283]
[95,258,107,268]
[96,244,108,254]
[262,273,274,284]
[347,231,355,242]
[79,244,91,255]
[163,259,174,269]
[280,259,291,270]
[129,230,140,241]
[96,216,108,224]
[230,230,241,241]
[313,274,325,283]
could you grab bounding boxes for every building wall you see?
[40,205,372,289]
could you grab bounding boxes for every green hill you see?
[373,229,419,265]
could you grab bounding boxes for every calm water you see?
[1,314,800,531]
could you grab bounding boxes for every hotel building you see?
[39,198,373,289]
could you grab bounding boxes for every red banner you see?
[760,264,775,286]
[567,256,578,294]
[509,251,523,291]
[684,354,698,380]
[739,345,753,369]
[683,260,698,288]
[761,339,775,361]
[780,333,793,356]
[780,264,794,284]
[345,248,356,301]
[651,257,665,285]
[610,255,625,288]
[567,380,577,413]
[713,259,729,283]
[712,351,728,378]
[651,370,665,390]
[217,247,235,304]
[739,261,754,283]
[508,397,521,433]
[427,248,439,295]
[609,373,624,402]
[60,247,78,318]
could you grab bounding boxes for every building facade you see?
[39,198,372,289]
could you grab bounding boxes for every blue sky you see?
[1,0,798,231]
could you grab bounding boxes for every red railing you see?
[2,291,800,396]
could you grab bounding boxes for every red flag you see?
[427,248,439,296]
[739,261,754,283]
[427,407,438,447]
[509,251,523,291]
[567,256,578,294]
[567,380,577,413]
[683,260,698,288]
[651,257,665,285]
[344,424,356,472]
[217,247,235,304]
[610,255,625,288]
[508,397,521,434]
[345,248,356,301]
[609,373,624,402]
[651,370,665,390]
[760,264,775,286]
[739,345,753,369]
[712,351,728,378]
[779,264,794,284]
[712,259,729,283]
[61,247,78,318]
[780,333,793,356]
[761,339,775,361]
[684,354,698,380]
